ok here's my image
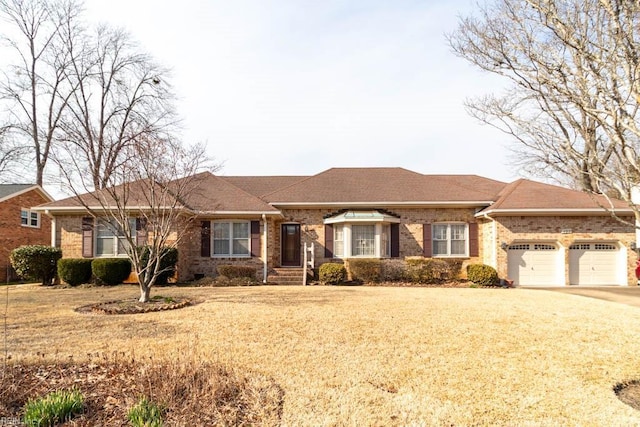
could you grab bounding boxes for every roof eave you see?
[271,201,495,208]
[476,207,635,217]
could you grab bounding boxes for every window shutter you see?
[423,223,432,257]
[324,224,333,258]
[82,217,94,258]
[135,218,148,246]
[469,222,479,257]
[250,220,261,257]
[201,221,211,257]
[390,223,400,258]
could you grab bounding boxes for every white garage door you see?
[508,243,562,286]
[569,242,620,286]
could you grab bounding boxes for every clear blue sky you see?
[82,1,513,182]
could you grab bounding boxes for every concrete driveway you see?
[527,286,640,308]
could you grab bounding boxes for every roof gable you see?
[0,184,53,204]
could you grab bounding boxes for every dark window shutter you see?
[135,218,148,246]
[423,223,432,257]
[250,220,261,257]
[201,220,211,257]
[390,223,400,258]
[469,222,479,257]
[324,224,333,258]
[82,217,94,258]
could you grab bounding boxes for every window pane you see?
[214,239,229,255]
[333,225,344,257]
[213,223,229,239]
[97,237,114,256]
[451,225,465,240]
[381,225,390,257]
[233,222,249,238]
[117,237,131,255]
[21,210,28,225]
[30,212,38,227]
[451,241,466,255]
[433,240,447,256]
[233,239,250,255]
[352,225,375,256]
[433,225,448,240]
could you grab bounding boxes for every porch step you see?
[267,268,307,285]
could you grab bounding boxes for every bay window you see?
[333,224,344,258]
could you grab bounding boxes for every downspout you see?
[262,214,268,284]
[482,212,498,269]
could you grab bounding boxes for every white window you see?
[333,224,344,258]
[213,221,250,257]
[433,223,467,257]
[21,209,40,228]
[96,218,134,257]
[352,225,375,256]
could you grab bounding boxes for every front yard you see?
[3,284,640,425]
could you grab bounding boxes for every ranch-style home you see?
[33,167,638,286]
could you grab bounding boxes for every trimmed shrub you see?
[467,264,499,286]
[91,258,132,286]
[57,258,93,286]
[23,388,84,426]
[348,258,381,283]
[10,245,62,285]
[405,258,463,283]
[138,246,179,285]
[217,265,257,280]
[319,262,347,285]
[380,259,407,282]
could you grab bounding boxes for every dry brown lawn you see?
[4,284,640,426]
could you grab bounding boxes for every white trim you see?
[211,220,251,258]
[50,216,56,247]
[262,214,268,284]
[20,209,41,228]
[431,223,469,258]
[331,223,390,259]
[273,201,494,208]
[476,208,634,216]
[323,210,401,224]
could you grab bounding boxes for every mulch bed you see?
[75,296,197,315]
[615,381,640,411]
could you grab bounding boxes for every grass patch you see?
[3,284,640,425]
[128,396,164,427]
[23,388,84,426]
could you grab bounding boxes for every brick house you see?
[0,184,53,282]
[34,168,638,286]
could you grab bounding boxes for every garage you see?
[569,242,622,286]
[507,243,563,286]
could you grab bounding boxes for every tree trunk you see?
[139,284,151,303]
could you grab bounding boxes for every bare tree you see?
[60,138,215,302]
[0,0,81,186]
[448,0,640,203]
[0,124,28,181]
[54,25,178,190]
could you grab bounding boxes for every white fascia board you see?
[32,205,176,213]
[271,201,494,208]
[197,211,283,216]
[0,185,53,204]
[476,208,635,217]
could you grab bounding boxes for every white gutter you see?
[262,214,268,284]
[476,207,634,216]
[271,201,494,207]
[44,209,56,247]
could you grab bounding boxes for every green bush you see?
[128,396,164,427]
[466,264,499,286]
[138,246,178,285]
[57,258,93,286]
[348,258,381,283]
[23,388,84,426]
[217,265,257,280]
[91,258,132,286]
[10,245,62,286]
[319,262,347,285]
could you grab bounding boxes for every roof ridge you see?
[490,179,526,210]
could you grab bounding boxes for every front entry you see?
[281,224,301,266]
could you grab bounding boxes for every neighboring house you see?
[34,168,638,286]
[0,184,53,282]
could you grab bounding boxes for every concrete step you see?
[267,268,307,285]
